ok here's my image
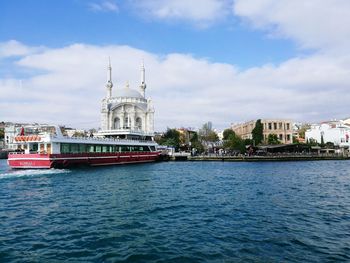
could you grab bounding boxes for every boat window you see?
[71,144,79,153]
[102,145,108,153]
[143,146,150,152]
[80,144,87,153]
[120,145,128,152]
[47,144,51,154]
[150,146,156,151]
[61,143,70,154]
[96,145,102,153]
[88,145,95,153]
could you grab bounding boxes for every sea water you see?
[0,159,349,262]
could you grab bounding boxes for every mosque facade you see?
[99,61,154,139]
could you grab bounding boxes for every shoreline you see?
[170,155,350,162]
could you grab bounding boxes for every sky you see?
[1,0,350,131]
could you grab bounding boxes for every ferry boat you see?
[7,125,160,169]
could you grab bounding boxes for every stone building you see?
[98,60,155,140]
[231,119,293,144]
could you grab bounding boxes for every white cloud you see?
[0,40,44,58]
[89,0,119,12]
[1,41,350,131]
[233,0,350,52]
[130,0,231,26]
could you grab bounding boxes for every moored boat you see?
[8,125,160,169]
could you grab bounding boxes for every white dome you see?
[115,88,143,99]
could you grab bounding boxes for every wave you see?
[0,168,70,179]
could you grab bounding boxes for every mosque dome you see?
[115,88,144,99]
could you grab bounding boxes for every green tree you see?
[188,131,204,153]
[205,131,219,142]
[223,133,246,154]
[244,138,254,145]
[0,129,4,139]
[252,119,264,145]
[320,134,325,147]
[158,128,180,150]
[223,129,235,140]
[267,134,280,145]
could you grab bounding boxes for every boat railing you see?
[48,134,155,144]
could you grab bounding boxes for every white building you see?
[305,120,350,147]
[98,60,155,140]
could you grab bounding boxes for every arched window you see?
[124,116,130,129]
[114,117,120,129]
[136,117,142,130]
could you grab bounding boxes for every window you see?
[88,145,95,152]
[95,145,102,153]
[80,144,87,153]
[61,143,70,153]
[268,123,272,130]
[70,144,79,153]
[136,117,142,130]
[286,123,290,130]
[279,134,283,140]
[287,134,291,141]
[150,146,156,151]
[120,145,129,152]
[279,123,282,129]
[102,146,109,153]
[274,123,277,130]
[114,117,120,129]
[124,116,130,129]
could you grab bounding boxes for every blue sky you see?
[1,0,350,130]
[1,0,298,68]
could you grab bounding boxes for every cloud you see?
[130,0,231,26]
[233,0,350,52]
[0,40,44,58]
[89,0,119,12]
[1,41,350,131]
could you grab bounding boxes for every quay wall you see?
[171,155,350,162]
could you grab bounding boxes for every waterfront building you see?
[305,120,350,147]
[231,119,293,144]
[98,60,154,140]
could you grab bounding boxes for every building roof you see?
[114,88,143,99]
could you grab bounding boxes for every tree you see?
[205,131,219,142]
[189,131,204,153]
[223,133,245,154]
[320,134,325,147]
[158,128,180,150]
[267,134,280,145]
[0,129,4,139]
[252,119,264,145]
[223,129,235,140]
[244,138,254,145]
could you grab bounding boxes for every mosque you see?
[97,60,155,140]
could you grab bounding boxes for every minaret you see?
[106,57,113,98]
[140,61,146,98]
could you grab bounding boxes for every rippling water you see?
[1,159,350,262]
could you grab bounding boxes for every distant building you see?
[231,119,293,144]
[177,128,198,146]
[305,120,350,147]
